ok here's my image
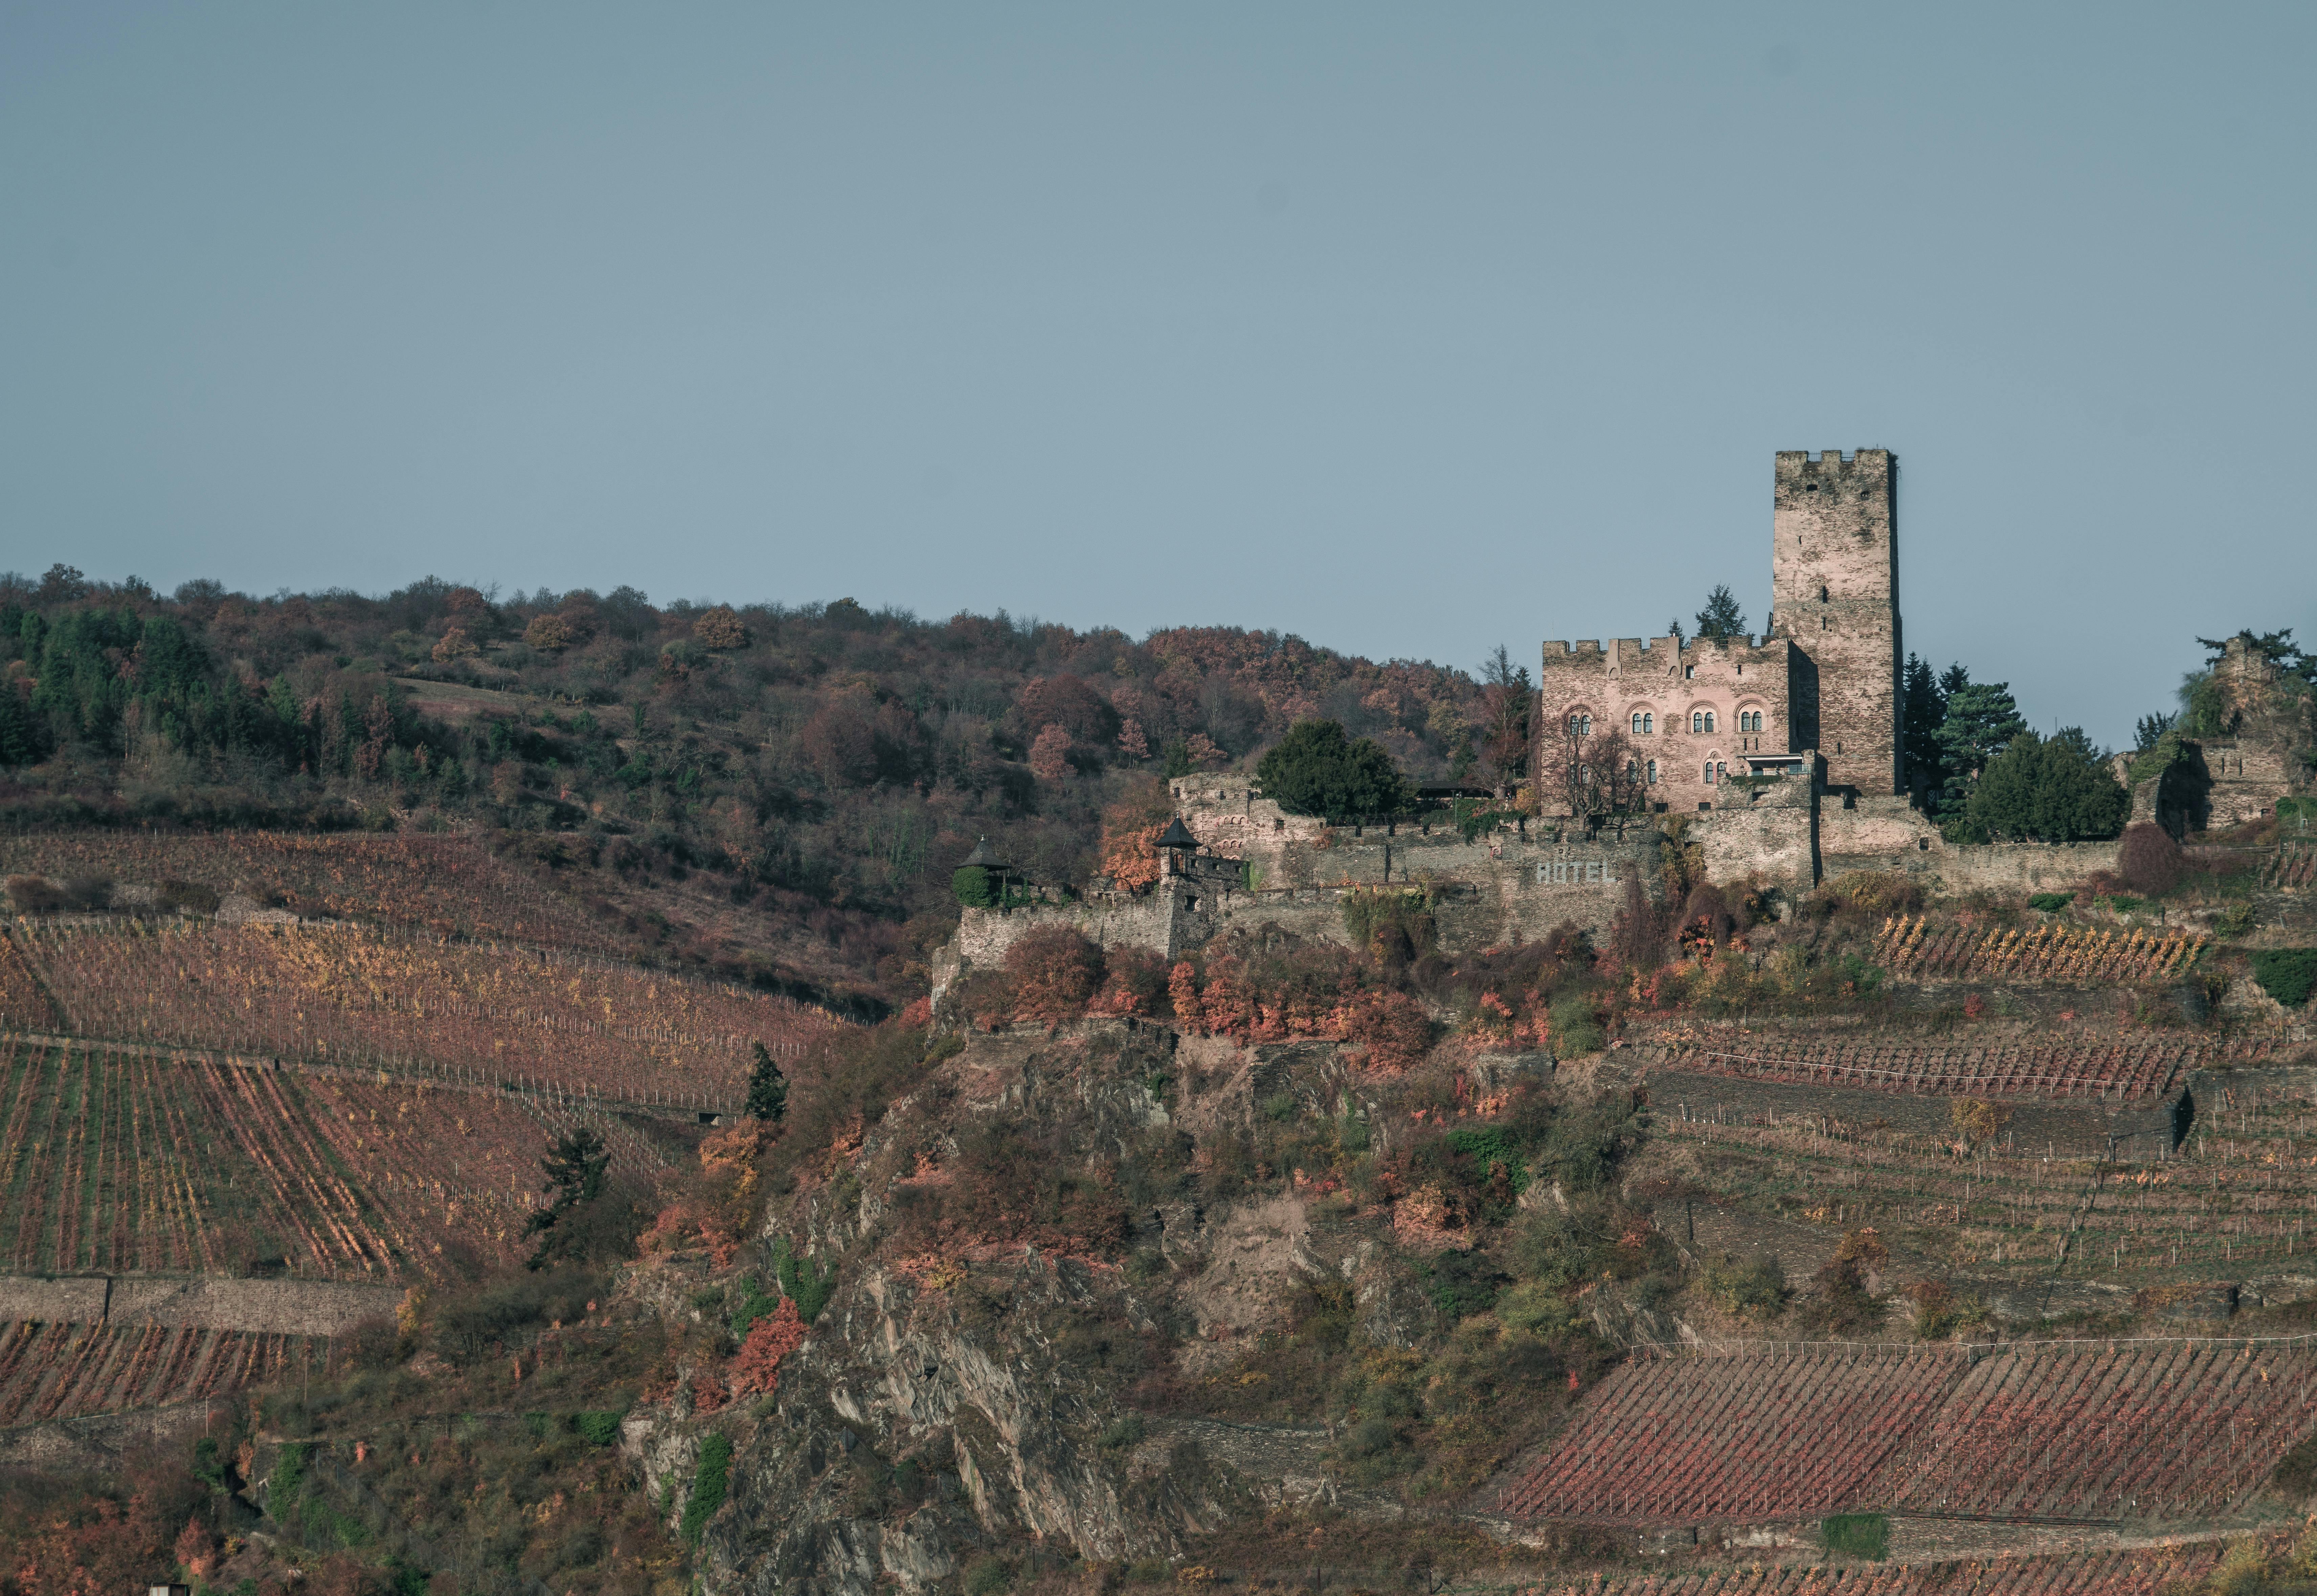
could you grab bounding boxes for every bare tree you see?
[1542,724,1646,822]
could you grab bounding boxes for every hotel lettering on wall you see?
[1536,859,1615,885]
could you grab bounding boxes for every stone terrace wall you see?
[0,1274,399,1336]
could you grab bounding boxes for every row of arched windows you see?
[1569,708,1768,738]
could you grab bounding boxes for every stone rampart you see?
[1933,840,2124,893]
[0,1273,400,1335]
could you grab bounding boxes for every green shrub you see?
[728,1276,782,1338]
[1098,1414,1147,1450]
[2274,1432,2317,1497]
[680,1433,733,1546]
[1705,1255,1789,1318]
[1821,1512,1888,1560]
[270,1441,308,1512]
[773,1237,838,1323]
[1548,994,1605,1057]
[1445,1125,1533,1195]
[574,1411,625,1446]
[2028,892,2072,912]
[964,1556,1012,1596]
[951,866,995,908]
[2252,949,2317,1008]
[2109,894,2145,914]
[1256,719,1413,821]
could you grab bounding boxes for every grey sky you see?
[3,2,2310,747]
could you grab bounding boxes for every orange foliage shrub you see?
[1169,962,1201,1025]
[1002,927,1105,1025]
[730,1298,807,1397]
[1101,823,1167,891]
[1098,778,1176,891]
[1340,990,1433,1072]
[1087,946,1172,1017]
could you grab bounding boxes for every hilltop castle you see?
[1536,449,1900,812]
[935,448,2303,999]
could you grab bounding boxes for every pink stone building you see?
[1537,449,1903,814]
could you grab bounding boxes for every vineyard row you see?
[0,1319,316,1426]
[1502,1343,2317,1524]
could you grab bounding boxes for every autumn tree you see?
[1478,644,1533,794]
[694,605,751,650]
[1003,927,1105,1025]
[1018,675,1120,745]
[1098,777,1176,891]
[523,613,575,653]
[1029,724,1073,781]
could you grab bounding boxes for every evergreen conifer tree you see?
[747,1040,788,1123]
[1693,586,1747,640]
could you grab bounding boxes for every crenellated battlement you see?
[1776,448,1892,478]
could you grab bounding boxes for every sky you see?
[2,3,2311,749]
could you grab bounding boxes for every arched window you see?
[1643,712,1654,734]
[1739,710,1762,733]
[1646,760,1658,785]
[1690,711,1702,734]
[1630,712,1644,735]
[1568,713,1592,736]
[1704,711,1716,734]
[1703,761,1716,785]
[1716,760,1727,783]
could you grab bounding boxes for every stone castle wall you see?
[942,769,2142,992]
[1536,634,1800,814]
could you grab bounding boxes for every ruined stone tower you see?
[1770,449,1901,795]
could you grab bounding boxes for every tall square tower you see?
[1770,449,1902,795]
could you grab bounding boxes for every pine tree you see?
[1935,680,2029,815]
[1693,586,1747,641]
[747,1040,788,1124]
[523,1127,609,1269]
[1901,653,1948,802]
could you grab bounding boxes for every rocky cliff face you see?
[619,1019,1413,1596]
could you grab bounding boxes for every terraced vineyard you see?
[0,1320,317,1424]
[0,1039,700,1282]
[0,829,622,952]
[1870,918,2204,983]
[1660,1092,2317,1278]
[1524,1546,2224,1596]
[1495,1348,1964,1521]
[1881,1342,2317,1519]
[1501,1344,2317,1525]
[10,920,830,1109]
[1658,1035,2240,1101]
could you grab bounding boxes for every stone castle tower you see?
[1769,449,1901,795]
[1534,448,1903,816]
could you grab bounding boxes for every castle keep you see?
[1537,449,1900,811]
